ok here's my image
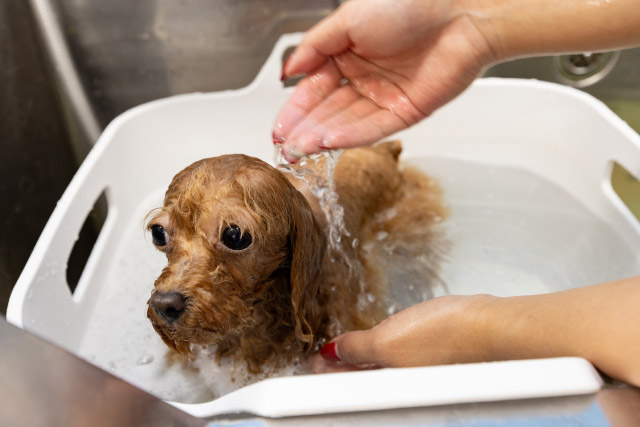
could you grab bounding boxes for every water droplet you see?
[137,354,154,365]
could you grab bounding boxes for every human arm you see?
[315,276,640,387]
[274,0,640,163]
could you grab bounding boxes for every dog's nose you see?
[150,291,187,322]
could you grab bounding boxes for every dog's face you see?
[146,155,325,357]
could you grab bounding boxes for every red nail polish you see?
[320,342,341,362]
[273,131,284,145]
[281,57,292,82]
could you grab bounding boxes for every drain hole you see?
[66,191,109,294]
[611,162,640,222]
[555,51,619,88]
[566,53,605,75]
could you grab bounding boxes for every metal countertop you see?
[3,316,639,426]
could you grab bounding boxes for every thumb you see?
[320,329,379,366]
[284,4,354,77]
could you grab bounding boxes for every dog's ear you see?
[287,188,326,349]
[377,140,402,161]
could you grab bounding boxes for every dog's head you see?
[145,154,325,358]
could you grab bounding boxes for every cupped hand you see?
[273,0,495,163]
[309,295,494,373]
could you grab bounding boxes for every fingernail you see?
[285,154,299,164]
[283,146,304,164]
[320,342,341,362]
[281,57,292,82]
[318,135,335,150]
[272,131,283,145]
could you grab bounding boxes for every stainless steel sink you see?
[33,0,338,160]
[2,1,640,424]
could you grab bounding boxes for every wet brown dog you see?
[146,141,445,373]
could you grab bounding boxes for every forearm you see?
[458,0,640,62]
[481,276,640,386]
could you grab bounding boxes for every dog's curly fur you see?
[146,141,446,373]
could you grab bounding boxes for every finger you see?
[273,60,343,143]
[322,329,380,366]
[321,107,410,150]
[283,99,407,156]
[305,353,362,374]
[284,53,428,154]
[284,3,354,77]
[285,88,378,155]
[287,84,361,141]
[296,98,381,154]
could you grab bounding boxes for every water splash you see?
[275,148,358,273]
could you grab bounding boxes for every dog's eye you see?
[221,225,252,250]
[151,224,169,246]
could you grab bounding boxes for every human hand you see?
[309,295,494,373]
[273,0,495,163]
[273,0,640,163]
[310,278,640,387]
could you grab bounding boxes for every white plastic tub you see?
[8,33,640,418]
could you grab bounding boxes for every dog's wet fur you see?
[146,141,446,373]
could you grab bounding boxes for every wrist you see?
[451,0,548,64]
[475,292,577,363]
[454,0,640,64]
[457,0,582,61]
[449,0,509,64]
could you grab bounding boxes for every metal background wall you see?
[0,0,78,312]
